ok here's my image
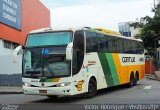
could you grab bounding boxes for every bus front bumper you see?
[23,86,72,96]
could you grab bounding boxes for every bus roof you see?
[29,27,82,34]
[29,27,143,42]
[95,28,122,36]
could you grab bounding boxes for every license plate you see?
[39,90,47,94]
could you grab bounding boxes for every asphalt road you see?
[0,78,160,110]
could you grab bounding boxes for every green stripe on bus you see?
[39,79,46,82]
[46,79,52,82]
[39,79,51,82]
[106,53,120,85]
[98,53,114,87]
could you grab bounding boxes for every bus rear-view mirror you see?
[13,45,23,63]
[66,42,73,60]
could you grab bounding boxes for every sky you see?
[40,0,155,31]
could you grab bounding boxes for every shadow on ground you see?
[30,83,143,103]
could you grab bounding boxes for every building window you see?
[4,41,11,49]
[3,40,19,50]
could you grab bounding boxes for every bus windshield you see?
[26,31,72,47]
[23,47,70,78]
[23,31,72,78]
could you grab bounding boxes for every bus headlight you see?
[56,82,71,87]
[23,83,31,87]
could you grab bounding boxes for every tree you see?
[130,0,160,55]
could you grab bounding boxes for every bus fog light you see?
[23,83,31,87]
[56,82,71,87]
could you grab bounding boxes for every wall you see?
[145,60,156,75]
[118,22,140,38]
[0,0,50,86]
[130,27,140,38]
[0,40,22,74]
[0,0,50,44]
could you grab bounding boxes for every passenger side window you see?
[137,42,144,54]
[97,33,106,51]
[124,39,130,53]
[107,36,118,53]
[117,39,124,53]
[86,31,98,53]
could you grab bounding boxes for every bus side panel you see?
[138,64,145,80]
[73,52,145,93]
[97,53,120,88]
[112,53,145,85]
[83,53,108,90]
[98,53,145,86]
[71,52,108,95]
[112,53,129,85]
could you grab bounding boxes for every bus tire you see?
[133,73,139,86]
[127,73,134,87]
[133,77,137,86]
[85,78,97,98]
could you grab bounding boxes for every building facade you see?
[0,0,50,86]
[118,22,140,38]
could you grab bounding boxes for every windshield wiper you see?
[26,70,41,74]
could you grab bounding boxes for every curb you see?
[0,91,23,95]
[145,76,160,81]
[0,86,23,95]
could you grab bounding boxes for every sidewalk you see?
[0,86,23,94]
[145,74,160,81]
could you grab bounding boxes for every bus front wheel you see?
[85,78,97,98]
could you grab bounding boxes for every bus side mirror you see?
[66,42,73,60]
[13,45,23,63]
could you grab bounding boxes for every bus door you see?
[72,30,87,94]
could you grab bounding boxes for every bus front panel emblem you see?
[41,83,45,86]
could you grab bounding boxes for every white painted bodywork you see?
[22,27,144,96]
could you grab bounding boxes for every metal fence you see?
[0,74,22,86]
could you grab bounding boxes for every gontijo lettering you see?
[122,57,135,63]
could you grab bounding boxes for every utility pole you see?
[154,0,156,9]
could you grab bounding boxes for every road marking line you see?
[143,86,152,89]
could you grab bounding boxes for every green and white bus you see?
[14,27,145,98]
